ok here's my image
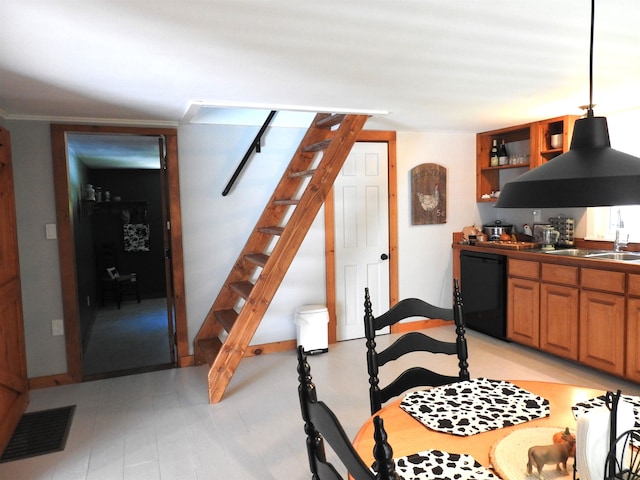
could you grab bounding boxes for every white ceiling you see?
[1,1,639,164]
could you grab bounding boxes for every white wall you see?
[9,121,67,377]
[8,119,480,378]
[10,110,640,378]
[177,123,328,347]
[396,132,479,305]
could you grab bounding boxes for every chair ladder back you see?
[379,367,460,406]
[373,298,453,331]
[377,331,457,366]
[364,280,470,415]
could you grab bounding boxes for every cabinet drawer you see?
[581,268,625,294]
[508,259,539,279]
[541,264,579,286]
[629,273,640,297]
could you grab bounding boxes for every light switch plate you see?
[45,223,57,239]
[52,319,64,336]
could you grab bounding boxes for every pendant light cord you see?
[588,0,595,118]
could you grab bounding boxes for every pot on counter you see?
[483,220,514,241]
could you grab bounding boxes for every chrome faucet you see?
[614,229,629,252]
[614,209,628,252]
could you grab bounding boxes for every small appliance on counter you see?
[534,225,560,250]
[549,215,575,246]
[482,220,514,241]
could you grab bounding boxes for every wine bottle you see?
[498,140,508,166]
[490,139,499,167]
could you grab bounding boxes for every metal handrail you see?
[222,110,277,196]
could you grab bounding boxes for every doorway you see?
[325,130,398,344]
[51,125,188,383]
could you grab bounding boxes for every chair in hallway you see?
[95,241,140,309]
[364,279,470,415]
[296,346,399,480]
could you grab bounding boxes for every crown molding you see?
[0,112,178,127]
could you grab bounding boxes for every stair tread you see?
[214,309,238,332]
[197,337,223,366]
[229,280,253,299]
[273,199,299,205]
[245,253,270,267]
[302,139,332,152]
[288,169,316,178]
[315,113,346,129]
[258,226,284,235]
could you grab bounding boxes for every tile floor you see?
[83,298,173,377]
[2,326,640,479]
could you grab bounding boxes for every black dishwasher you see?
[459,250,507,340]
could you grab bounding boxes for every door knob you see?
[380,253,389,260]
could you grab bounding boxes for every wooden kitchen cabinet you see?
[579,269,626,376]
[626,274,640,381]
[454,243,640,382]
[476,115,578,202]
[507,259,540,347]
[539,264,579,360]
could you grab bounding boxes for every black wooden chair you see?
[364,280,470,414]
[95,241,140,309]
[296,346,399,480]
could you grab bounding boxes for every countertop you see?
[453,242,640,273]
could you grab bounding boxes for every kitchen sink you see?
[586,252,640,261]
[543,249,640,262]
[543,249,606,257]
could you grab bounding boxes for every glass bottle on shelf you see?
[498,140,508,166]
[490,139,499,167]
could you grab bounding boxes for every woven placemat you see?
[489,426,575,480]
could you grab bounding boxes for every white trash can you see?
[295,305,329,355]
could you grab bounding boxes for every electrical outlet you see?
[52,319,64,336]
[532,210,542,223]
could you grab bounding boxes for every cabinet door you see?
[626,298,640,382]
[540,283,579,360]
[508,277,539,347]
[579,290,625,376]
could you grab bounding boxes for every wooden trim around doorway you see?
[324,130,398,344]
[50,124,188,382]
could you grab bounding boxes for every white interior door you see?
[334,142,390,341]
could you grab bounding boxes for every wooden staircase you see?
[194,113,368,403]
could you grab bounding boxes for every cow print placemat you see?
[393,449,498,480]
[400,378,550,436]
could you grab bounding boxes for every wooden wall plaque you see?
[411,163,446,225]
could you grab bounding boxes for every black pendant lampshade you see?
[495,113,640,208]
[494,0,640,209]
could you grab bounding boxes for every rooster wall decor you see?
[411,163,446,225]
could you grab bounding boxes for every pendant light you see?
[495,0,640,208]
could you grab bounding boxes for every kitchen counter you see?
[452,233,640,384]
[453,238,640,278]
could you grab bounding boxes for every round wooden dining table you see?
[352,380,605,470]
